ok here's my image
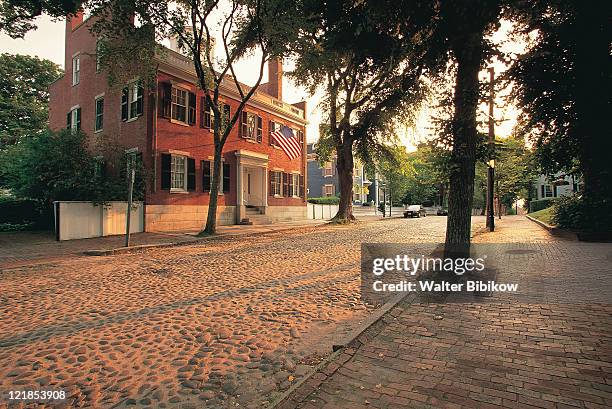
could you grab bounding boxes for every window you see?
[122,81,143,121]
[324,184,334,197]
[542,184,554,198]
[270,171,282,196]
[323,162,333,177]
[171,155,186,191]
[354,168,361,177]
[94,97,104,132]
[201,97,212,128]
[202,160,230,193]
[72,55,80,86]
[95,41,102,72]
[269,121,280,146]
[171,87,187,123]
[201,100,230,130]
[66,107,81,132]
[240,111,262,142]
[291,173,300,197]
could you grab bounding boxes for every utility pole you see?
[486,67,495,232]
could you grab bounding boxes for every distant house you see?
[533,173,582,200]
[306,143,373,203]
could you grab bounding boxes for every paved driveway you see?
[0,216,471,409]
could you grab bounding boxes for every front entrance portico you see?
[235,150,269,222]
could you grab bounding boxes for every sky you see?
[0,14,524,148]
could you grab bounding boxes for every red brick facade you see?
[49,13,308,230]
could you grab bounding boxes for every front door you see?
[243,168,252,205]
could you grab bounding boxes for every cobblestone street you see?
[0,216,465,409]
[279,217,612,409]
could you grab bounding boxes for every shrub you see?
[0,197,52,230]
[307,196,340,204]
[529,198,556,213]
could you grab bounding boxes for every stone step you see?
[242,214,272,225]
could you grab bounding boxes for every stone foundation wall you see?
[266,205,307,223]
[145,205,236,232]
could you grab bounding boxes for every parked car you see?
[404,205,427,218]
[436,208,448,216]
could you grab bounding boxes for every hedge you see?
[307,196,340,205]
[0,197,52,230]
[529,198,556,213]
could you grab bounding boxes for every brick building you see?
[49,12,308,231]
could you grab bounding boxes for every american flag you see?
[271,125,302,160]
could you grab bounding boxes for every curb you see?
[269,291,415,409]
[83,224,318,256]
[525,215,578,240]
[83,216,399,256]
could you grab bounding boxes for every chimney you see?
[268,58,283,100]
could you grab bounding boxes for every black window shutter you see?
[161,153,171,190]
[76,108,81,130]
[282,172,288,197]
[159,82,171,118]
[202,160,211,192]
[188,92,196,125]
[288,173,294,196]
[121,87,129,121]
[269,171,274,196]
[66,112,71,129]
[268,120,274,145]
[223,163,230,193]
[299,175,305,198]
[257,115,263,142]
[187,158,196,191]
[200,97,206,128]
[541,185,544,198]
[239,111,247,138]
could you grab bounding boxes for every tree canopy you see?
[0,0,80,38]
[0,53,62,150]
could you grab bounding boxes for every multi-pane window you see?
[66,107,81,132]
[291,174,300,197]
[171,87,188,123]
[323,162,333,177]
[72,55,80,86]
[96,41,102,72]
[121,81,143,121]
[201,99,230,130]
[542,184,554,198]
[94,97,104,132]
[324,184,334,197]
[240,111,262,141]
[171,155,187,191]
[271,171,282,196]
[269,121,280,146]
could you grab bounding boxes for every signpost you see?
[486,67,495,232]
[124,148,138,247]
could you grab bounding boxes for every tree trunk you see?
[445,32,483,257]
[574,3,612,231]
[332,138,355,223]
[203,146,223,234]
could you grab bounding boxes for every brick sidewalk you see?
[277,216,612,409]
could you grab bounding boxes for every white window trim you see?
[271,170,283,197]
[127,81,142,121]
[170,154,188,193]
[94,96,104,133]
[72,54,80,86]
[291,173,300,198]
[171,86,189,124]
[69,106,80,132]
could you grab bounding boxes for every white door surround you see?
[235,150,269,222]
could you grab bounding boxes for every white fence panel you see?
[307,203,339,220]
[55,201,143,241]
